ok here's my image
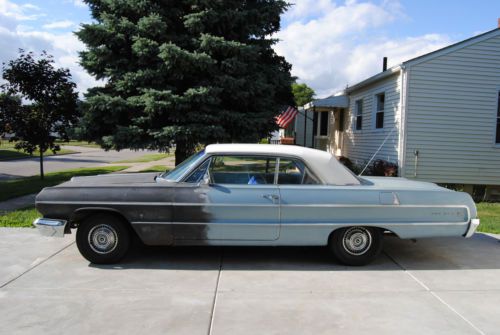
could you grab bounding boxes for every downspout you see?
[312,106,316,149]
[398,65,409,177]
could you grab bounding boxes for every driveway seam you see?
[383,251,486,335]
[0,241,75,289]
[208,249,223,335]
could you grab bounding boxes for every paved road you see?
[0,229,499,335]
[0,146,158,180]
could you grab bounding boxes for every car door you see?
[172,155,281,241]
[275,157,334,245]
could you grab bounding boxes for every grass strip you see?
[476,202,500,234]
[0,206,39,227]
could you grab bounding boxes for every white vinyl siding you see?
[343,73,401,165]
[404,33,500,185]
[496,91,500,144]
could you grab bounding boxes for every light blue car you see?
[34,144,480,265]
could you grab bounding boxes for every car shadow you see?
[89,233,500,271]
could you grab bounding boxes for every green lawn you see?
[114,153,172,164]
[0,166,128,202]
[55,140,100,148]
[139,165,170,173]
[0,206,39,228]
[476,202,500,234]
[0,141,76,161]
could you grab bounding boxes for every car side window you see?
[278,158,320,185]
[209,156,277,185]
[184,159,211,183]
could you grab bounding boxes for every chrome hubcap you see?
[88,224,118,254]
[342,227,372,256]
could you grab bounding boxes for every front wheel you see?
[76,214,131,264]
[328,226,383,266]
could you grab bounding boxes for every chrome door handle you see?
[263,194,280,203]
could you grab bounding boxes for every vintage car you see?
[34,144,480,265]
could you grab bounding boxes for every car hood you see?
[360,176,448,191]
[58,172,160,187]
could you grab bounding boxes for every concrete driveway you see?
[0,228,499,335]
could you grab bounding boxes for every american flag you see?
[275,106,298,129]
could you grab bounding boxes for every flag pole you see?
[304,110,307,147]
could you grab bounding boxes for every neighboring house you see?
[298,27,500,193]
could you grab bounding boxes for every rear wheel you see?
[76,214,131,264]
[329,226,383,266]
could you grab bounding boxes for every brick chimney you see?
[498,18,500,28]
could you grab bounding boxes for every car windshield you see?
[159,150,205,181]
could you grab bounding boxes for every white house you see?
[297,27,500,194]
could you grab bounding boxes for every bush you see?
[338,156,360,174]
[371,159,398,176]
[340,157,398,177]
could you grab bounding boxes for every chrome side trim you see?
[36,201,469,210]
[36,200,278,207]
[465,218,480,238]
[131,222,278,226]
[33,218,67,237]
[36,201,172,206]
[130,221,467,227]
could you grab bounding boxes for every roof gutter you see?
[345,65,402,93]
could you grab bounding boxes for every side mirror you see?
[202,171,211,185]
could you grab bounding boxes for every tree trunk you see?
[39,150,44,180]
[174,141,189,166]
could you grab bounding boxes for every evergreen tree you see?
[78,0,294,164]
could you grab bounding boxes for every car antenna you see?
[358,126,396,176]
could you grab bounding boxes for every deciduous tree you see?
[0,50,78,179]
[292,82,315,107]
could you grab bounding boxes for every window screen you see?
[375,93,385,129]
[355,100,363,130]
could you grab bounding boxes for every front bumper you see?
[464,218,480,238]
[33,218,67,237]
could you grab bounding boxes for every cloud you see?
[42,20,75,30]
[275,0,451,97]
[0,0,43,21]
[0,1,100,97]
[72,0,87,8]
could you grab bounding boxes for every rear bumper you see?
[33,218,67,237]
[464,218,480,238]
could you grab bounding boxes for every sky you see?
[0,0,499,98]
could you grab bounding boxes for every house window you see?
[375,93,385,129]
[355,100,363,130]
[319,111,329,136]
[496,91,500,144]
[313,111,329,136]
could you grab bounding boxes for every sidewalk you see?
[117,155,175,173]
[0,194,36,213]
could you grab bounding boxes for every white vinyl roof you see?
[205,144,360,185]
